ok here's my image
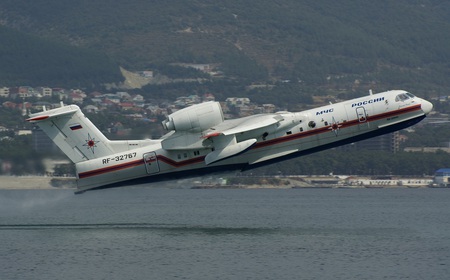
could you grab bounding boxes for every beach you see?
[0,176,77,189]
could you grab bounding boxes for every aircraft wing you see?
[200,114,283,164]
[203,114,284,138]
[162,113,285,165]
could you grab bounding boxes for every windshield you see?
[395,93,414,102]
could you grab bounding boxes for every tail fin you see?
[27,104,115,163]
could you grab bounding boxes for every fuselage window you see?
[308,121,316,128]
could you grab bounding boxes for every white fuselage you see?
[74,90,432,192]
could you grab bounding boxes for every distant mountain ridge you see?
[1,0,450,93]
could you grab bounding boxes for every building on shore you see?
[433,168,450,187]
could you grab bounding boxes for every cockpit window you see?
[395,93,411,102]
[405,92,415,98]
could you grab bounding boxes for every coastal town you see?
[0,84,278,123]
[1,81,450,190]
[0,80,282,183]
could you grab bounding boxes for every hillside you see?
[1,0,450,96]
[0,25,122,87]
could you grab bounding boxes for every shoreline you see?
[0,175,441,190]
[0,176,76,190]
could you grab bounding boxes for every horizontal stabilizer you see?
[205,139,257,165]
[27,105,114,163]
[27,106,78,122]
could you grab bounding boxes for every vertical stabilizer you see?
[27,105,114,163]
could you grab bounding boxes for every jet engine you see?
[162,102,224,132]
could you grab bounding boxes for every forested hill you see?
[0,25,122,87]
[1,0,450,94]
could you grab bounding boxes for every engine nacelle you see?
[162,102,224,132]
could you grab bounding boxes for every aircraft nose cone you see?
[421,99,433,115]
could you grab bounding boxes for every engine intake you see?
[162,102,224,132]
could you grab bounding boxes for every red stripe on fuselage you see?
[365,104,421,122]
[157,155,205,167]
[78,159,143,179]
[254,104,422,149]
[77,104,423,178]
[78,155,206,179]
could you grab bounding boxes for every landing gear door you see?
[143,152,160,174]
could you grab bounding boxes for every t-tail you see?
[27,104,114,163]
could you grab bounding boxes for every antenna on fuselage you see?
[369,89,373,95]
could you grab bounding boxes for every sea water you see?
[1,187,450,280]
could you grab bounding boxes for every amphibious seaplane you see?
[27,90,432,193]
